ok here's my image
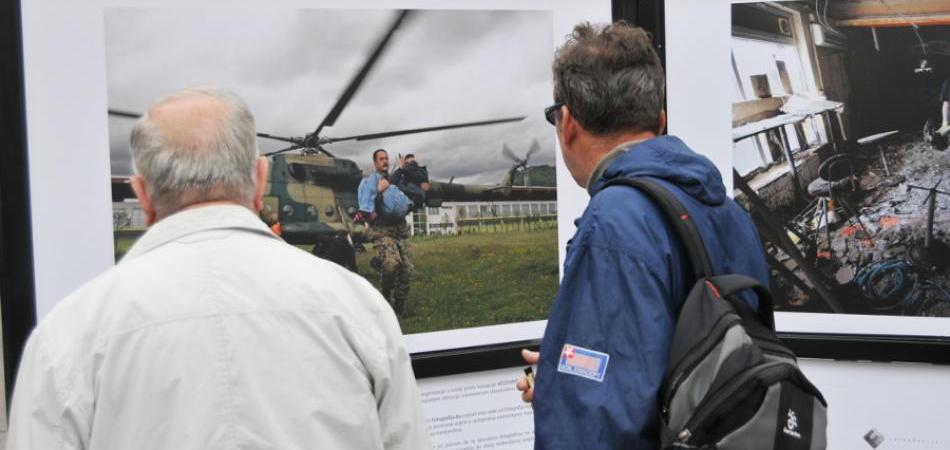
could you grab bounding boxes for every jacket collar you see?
[122,204,277,261]
[585,138,648,196]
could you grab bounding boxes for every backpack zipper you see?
[676,361,792,445]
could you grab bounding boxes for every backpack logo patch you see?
[557,344,609,382]
[783,409,802,439]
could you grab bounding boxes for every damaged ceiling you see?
[826,0,950,28]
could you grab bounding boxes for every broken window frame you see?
[732,4,830,180]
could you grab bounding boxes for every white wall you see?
[796,359,950,448]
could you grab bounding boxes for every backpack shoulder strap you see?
[600,177,777,327]
[600,177,714,279]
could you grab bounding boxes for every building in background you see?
[409,200,557,236]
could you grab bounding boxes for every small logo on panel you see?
[863,428,885,449]
[782,409,802,439]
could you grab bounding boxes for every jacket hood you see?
[589,135,727,206]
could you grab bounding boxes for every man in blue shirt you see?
[517,22,769,448]
[358,149,412,219]
[357,149,415,314]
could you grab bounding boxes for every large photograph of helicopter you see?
[105,8,559,334]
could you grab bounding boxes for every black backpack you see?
[602,177,828,450]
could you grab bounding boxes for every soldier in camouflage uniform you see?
[359,149,415,314]
[368,220,414,314]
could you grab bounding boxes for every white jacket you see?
[8,205,431,450]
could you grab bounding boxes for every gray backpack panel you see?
[602,177,827,450]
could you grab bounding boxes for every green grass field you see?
[115,226,560,335]
[356,228,560,334]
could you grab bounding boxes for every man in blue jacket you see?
[516,22,769,448]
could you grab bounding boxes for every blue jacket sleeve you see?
[533,239,675,449]
[358,173,378,213]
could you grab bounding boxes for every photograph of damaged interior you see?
[732,0,950,317]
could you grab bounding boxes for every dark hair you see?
[552,22,665,135]
[404,153,415,159]
[372,148,388,162]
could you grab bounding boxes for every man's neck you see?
[152,200,246,225]
[581,130,657,188]
[590,131,657,158]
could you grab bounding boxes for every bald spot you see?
[148,94,230,152]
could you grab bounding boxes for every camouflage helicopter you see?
[109,10,556,268]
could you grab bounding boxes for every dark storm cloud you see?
[105,8,555,183]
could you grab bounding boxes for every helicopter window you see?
[324,206,334,217]
[306,206,317,217]
[287,163,308,181]
[346,206,357,217]
[282,204,294,217]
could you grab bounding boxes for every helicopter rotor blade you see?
[323,116,526,143]
[263,144,303,157]
[525,138,541,161]
[312,10,411,137]
[108,109,143,119]
[256,132,300,144]
[502,144,521,163]
[109,108,300,145]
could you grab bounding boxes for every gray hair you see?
[553,22,665,135]
[130,87,259,217]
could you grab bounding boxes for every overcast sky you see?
[105,8,555,184]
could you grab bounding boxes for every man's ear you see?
[253,156,270,212]
[657,110,667,135]
[130,175,157,226]
[559,105,579,147]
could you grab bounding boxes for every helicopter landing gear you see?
[311,235,357,272]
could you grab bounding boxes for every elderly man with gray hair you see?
[7,87,431,450]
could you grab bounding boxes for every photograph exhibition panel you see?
[9,0,611,371]
[665,0,950,363]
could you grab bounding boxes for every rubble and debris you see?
[762,134,950,317]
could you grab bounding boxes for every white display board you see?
[414,359,950,450]
[419,367,534,450]
[798,358,950,449]
[19,0,610,354]
[23,1,950,448]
